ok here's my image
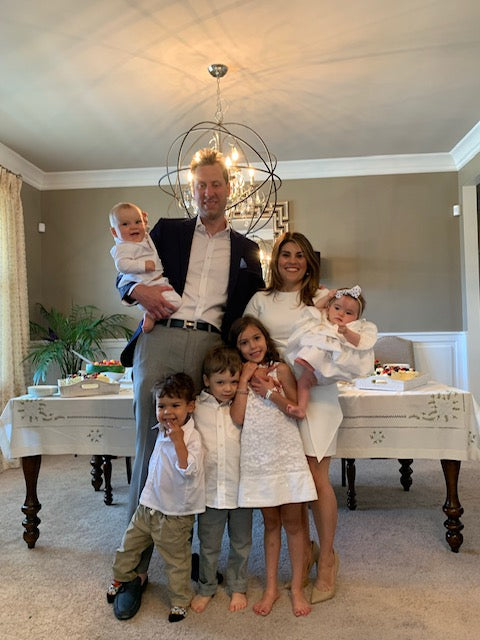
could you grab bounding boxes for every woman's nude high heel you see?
[310,550,339,604]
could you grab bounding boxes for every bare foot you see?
[291,588,312,617]
[229,592,247,612]
[253,589,280,616]
[294,357,315,373]
[190,594,213,613]
[287,404,306,419]
[142,312,155,333]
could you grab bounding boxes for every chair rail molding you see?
[27,333,469,392]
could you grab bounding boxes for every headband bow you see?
[335,285,362,300]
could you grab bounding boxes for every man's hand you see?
[130,283,178,320]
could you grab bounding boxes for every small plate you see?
[27,385,58,397]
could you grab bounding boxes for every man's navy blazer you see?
[118,216,265,367]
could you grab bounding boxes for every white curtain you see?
[0,167,30,471]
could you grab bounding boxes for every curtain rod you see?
[0,164,22,179]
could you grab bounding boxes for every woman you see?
[244,231,341,604]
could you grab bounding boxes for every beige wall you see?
[21,171,461,333]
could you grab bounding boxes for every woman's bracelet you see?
[237,389,249,395]
[265,388,274,400]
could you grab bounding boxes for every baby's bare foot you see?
[291,588,311,617]
[287,404,306,419]
[190,594,213,613]
[142,313,155,333]
[229,592,247,612]
[252,590,280,616]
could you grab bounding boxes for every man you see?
[114,148,264,618]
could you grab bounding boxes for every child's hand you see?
[337,324,361,346]
[164,419,183,443]
[145,259,156,272]
[240,361,258,382]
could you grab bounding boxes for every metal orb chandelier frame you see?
[158,63,282,236]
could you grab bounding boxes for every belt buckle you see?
[184,320,195,330]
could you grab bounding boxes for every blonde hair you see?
[189,148,229,184]
[108,202,141,226]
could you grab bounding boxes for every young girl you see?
[229,316,317,618]
[286,285,378,419]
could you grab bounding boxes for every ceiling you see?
[2,0,480,186]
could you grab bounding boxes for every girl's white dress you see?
[245,289,343,461]
[285,307,377,383]
[238,367,317,508]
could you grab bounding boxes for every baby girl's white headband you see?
[335,285,363,314]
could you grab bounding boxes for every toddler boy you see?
[191,345,253,613]
[109,372,204,623]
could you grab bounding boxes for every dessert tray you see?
[354,364,429,391]
[58,374,121,397]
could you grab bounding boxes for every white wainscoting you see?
[378,332,468,390]
[29,333,469,391]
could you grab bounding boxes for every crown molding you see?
[0,142,45,189]
[3,122,480,191]
[450,121,480,169]
[276,153,457,180]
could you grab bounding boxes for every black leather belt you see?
[157,318,220,334]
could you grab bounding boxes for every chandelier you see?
[159,64,281,236]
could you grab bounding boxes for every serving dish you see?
[27,385,58,397]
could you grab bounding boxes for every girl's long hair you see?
[267,231,320,306]
[228,315,281,365]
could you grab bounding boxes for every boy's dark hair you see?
[228,315,281,365]
[202,345,242,378]
[152,372,195,403]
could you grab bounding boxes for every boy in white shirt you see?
[109,372,204,623]
[191,346,252,613]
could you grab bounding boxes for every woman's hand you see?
[250,368,278,398]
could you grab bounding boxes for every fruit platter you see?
[85,359,125,374]
[354,363,429,391]
[58,372,121,397]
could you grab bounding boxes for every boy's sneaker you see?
[168,606,187,623]
[113,576,148,620]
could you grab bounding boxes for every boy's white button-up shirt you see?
[140,416,205,516]
[194,390,242,509]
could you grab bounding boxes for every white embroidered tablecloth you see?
[2,382,480,463]
[0,387,136,459]
[336,381,480,461]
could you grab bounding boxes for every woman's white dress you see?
[238,367,317,508]
[244,290,344,461]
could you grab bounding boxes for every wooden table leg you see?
[21,455,42,549]
[441,459,464,552]
[346,458,357,510]
[398,459,413,491]
[102,455,113,505]
[90,455,103,491]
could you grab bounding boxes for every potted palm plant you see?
[25,303,133,384]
